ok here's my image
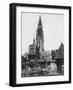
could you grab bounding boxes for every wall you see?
[0,0,72,89]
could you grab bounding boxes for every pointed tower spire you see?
[38,16,42,27]
[36,16,44,53]
[37,16,43,37]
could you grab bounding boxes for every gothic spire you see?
[36,16,44,52]
[38,16,42,27]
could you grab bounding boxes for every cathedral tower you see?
[36,16,44,53]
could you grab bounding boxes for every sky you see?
[21,12,64,55]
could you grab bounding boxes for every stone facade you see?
[29,16,44,59]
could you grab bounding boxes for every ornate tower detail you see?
[36,16,44,53]
[33,38,36,45]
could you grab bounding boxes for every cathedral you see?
[22,16,64,77]
[28,16,44,59]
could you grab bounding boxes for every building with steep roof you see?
[28,16,44,59]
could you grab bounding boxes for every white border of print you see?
[16,6,69,84]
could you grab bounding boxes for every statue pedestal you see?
[49,60,57,75]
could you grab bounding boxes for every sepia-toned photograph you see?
[21,13,64,77]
